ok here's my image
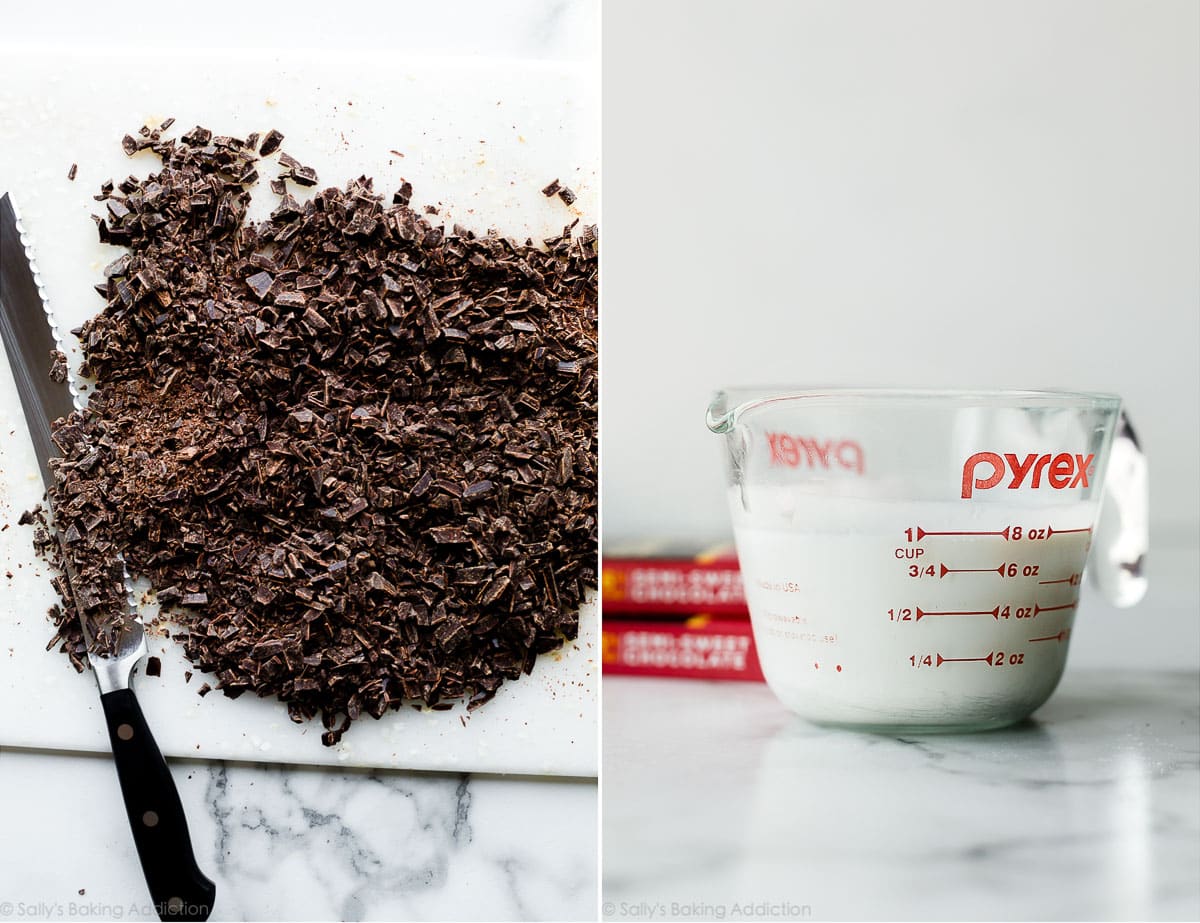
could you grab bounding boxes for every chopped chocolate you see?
[180,125,211,145]
[68,163,78,181]
[541,178,561,197]
[145,656,161,677]
[49,350,68,383]
[259,129,284,156]
[557,186,577,205]
[245,271,274,300]
[291,165,318,187]
[277,150,318,187]
[30,122,597,745]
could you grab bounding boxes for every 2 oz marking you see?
[909,650,1029,667]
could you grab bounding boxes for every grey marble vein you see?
[0,752,595,921]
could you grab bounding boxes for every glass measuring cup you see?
[706,389,1147,731]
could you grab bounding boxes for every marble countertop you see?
[0,749,595,921]
[602,670,1200,922]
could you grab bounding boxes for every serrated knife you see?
[0,193,215,922]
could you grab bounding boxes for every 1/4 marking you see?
[909,651,1028,667]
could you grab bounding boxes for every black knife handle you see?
[100,688,216,922]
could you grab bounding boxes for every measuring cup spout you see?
[706,392,735,434]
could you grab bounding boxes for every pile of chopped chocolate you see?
[36,122,597,744]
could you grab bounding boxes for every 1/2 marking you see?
[915,606,999,621]
[897,604,1037,621]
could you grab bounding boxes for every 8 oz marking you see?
[906,525,1092,542]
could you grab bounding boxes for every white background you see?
[601,0,1199,668]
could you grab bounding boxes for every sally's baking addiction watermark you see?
[602,899,812,920]
[0,899,207,919]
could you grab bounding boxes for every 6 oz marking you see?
[905,562,1043,578]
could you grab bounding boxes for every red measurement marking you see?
[940,563,1006,577]
[1034,601,1077,615]
[1047,526,1092,537]
[917,526,1010,541]
[936,652,995,666]
[1029,630,1071,643]
[836,664,842,672]
[813,662,819,669]
[1038,577,1074,585]
[916,606,999,621]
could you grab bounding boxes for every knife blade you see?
[0,192,215,923]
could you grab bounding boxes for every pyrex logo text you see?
[961,452,1095,499]
[767,433,864,474]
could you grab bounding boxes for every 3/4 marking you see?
[938,563,1041,578]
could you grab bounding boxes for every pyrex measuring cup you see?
[706,389,1147,731]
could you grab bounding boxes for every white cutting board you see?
[0,51,597,776]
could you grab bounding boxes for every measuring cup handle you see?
[1089,409,1148,607]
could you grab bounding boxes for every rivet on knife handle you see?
[100,687,215,922]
